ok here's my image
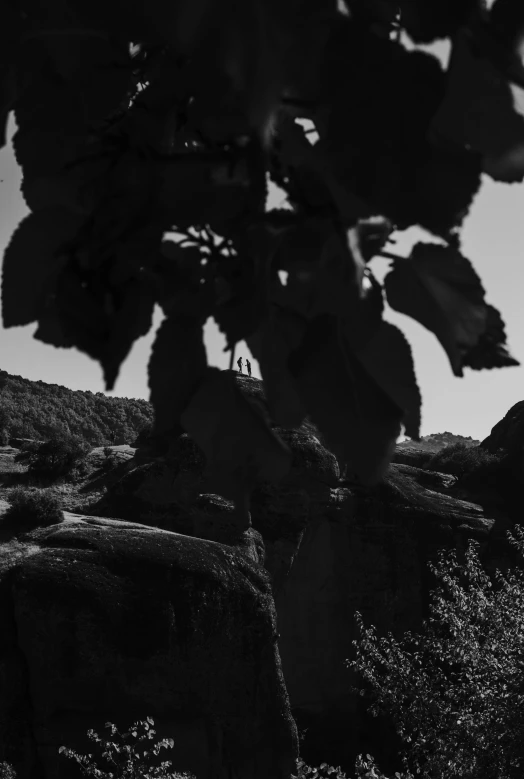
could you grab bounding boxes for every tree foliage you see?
[350,527,524,779]
[1,0,523,520]
[0,369,153,446]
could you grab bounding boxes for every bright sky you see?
[1,90,523,442]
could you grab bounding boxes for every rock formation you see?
[0,515,298,778]
[481,400,524,457]
[94,377,517,771]
[1,378,521,776]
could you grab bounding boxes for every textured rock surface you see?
[7,377,517,774]
[274,462,503,768]
[0,515,298,779]
[481,401,524,457]
[96,377,519,770]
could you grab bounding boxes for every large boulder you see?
[481,401,524,457]
[0,515,298,779]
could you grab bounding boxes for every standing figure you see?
[246,358,252,377]
[237,357,243,373]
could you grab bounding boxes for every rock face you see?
[95,378,516,771]
[0,516,298,779]
[3,376,518,776]
[274,463,503,768]
[481,401,524,457]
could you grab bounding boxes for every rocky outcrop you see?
[0,515,298,779]
[481,401,524,457]
[10,376,515,775]
[274,462,504,768]
[96,388,515,772]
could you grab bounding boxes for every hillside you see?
[398,431,481,452]
[0,370,153,446]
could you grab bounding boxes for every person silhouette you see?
[246,358,252,377]
[237,357,243,373]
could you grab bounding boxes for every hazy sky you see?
[1,91,523,442]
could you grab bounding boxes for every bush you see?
[59,718,195,778]
[294,754,412,778]
[0,763,16,779]
[15,432,90,481]
[4,487,64,529]
[103,446,113,458]
[350,526,524,779]
[425,441,507,481]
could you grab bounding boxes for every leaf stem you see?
[378,250,405,262]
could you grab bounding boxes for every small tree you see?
[59,718,194,779]
[350,527,524,779]
[15,433,90,481]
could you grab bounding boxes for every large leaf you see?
[101,279,156,390]
[246,304,307,429]
[2,208,85,328]
[384,243,488,377]
[53,269,155,390]
[462,303,520,371]
[430,29,524,182]
[180,368,292,516]
[213,225,277,348]
[148,315,208,436]
[288,314,403,485]
[277,116,371,225]
[273,219,367,320]
[350,321,422,440]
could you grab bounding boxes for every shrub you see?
[0,763,16,779]
[15,432,90,481]
[103,446,113,458]
[425,441,507,481]
[294,754,412,778]
[59,718,195,778]
[350,526,524,779]
[4,487,64,528]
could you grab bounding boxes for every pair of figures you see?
[237,357,252,377]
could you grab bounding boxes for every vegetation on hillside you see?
[0,370,153,446]
[351,527,524,779]
[424,441,509,482]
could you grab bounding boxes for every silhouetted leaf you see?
[431,29,524,182]
[54,269,155,390]
[273,220,366,319]
[351,322,421,440]
[289,314,402,485]
[384,243,488,377]
[148,314,208,436]
[102,279,155,390]
[213,225,277,347]
[2,208,85,328]
[462,303,520,370]
[246,304,307,429]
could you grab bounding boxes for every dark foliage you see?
[3,487,63,529]
[0,370,153,446]
[425,441,509,481]
[15,432,91,481]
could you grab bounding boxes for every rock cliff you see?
[1,377,520,776]
[0,514,298,778]
[94,376,516,770]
